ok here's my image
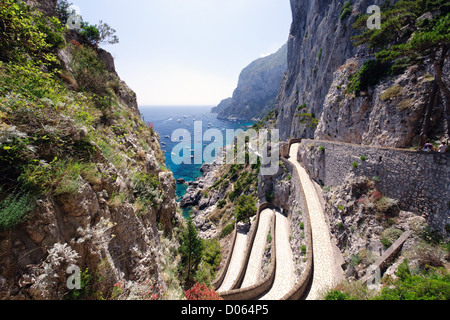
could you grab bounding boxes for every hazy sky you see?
[70,0,292,107]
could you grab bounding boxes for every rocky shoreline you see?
[179,162,223,239]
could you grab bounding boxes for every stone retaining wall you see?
[280,157,314,300]
[299,139,450,233]
[219,204,277,300]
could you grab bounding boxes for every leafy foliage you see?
[184,283,222,301]
[0,188,37,231]
[132,172,162,208]
[179,217,205,287]
[234,194,257,224]
[0,0,65,64]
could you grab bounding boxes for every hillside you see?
[0,0,181,300]
[212,44,287,121]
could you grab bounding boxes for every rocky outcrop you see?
[214,44,287,121]
[314,58,447,148]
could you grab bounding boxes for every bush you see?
[70,44,110,98]
[374,197,400,216]
[234,195,257,224]
[346,60,391,96]
[132,172,162,208]
[381,228,403,248]
[340,1,353,21]
[375,266,450,300]
[381,85,404,101]
[184,283,222,301]
[220,223,235,239]
[352,161,359,169]
[0,189,37,230]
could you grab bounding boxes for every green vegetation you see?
[340,1,353,21]
[179,217,205,287]
[325,261,450,300]
[132,172,162,209]
[351,0,450,138]
[0,188,37,231]
[381,85,404,101]
[346,60,391,96]
[0,0,159,234]
[352,161,359,169]
[234,195,257,225]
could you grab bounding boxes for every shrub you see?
[234,195,257,224]
[325,290,353,300]
[184,283,222,301]
[381,228,403,248]
[217,200,227,209]
[360,155,367,162]
[132,172,162,208]
[352,161,359,169]
[340,1,353,21]
[381,85,403,101]
[220,223,235,239]
[301,245,307,255]
[375,266,450,300]
[0,189,37,231]
[346,60,391,96]
[374,197,400,216]
[70,44,110,97]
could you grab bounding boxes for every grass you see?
[0,189,37,231]
[381,85,403,101]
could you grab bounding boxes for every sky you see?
[70,0,292,107]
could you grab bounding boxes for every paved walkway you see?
[259,210,295,300]
[217,226,249,293]
[241,209,274,288]
[288,143,337,300]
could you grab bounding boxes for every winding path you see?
[241,209,274,288]
[216,141,338,300]
[288,143,337,300]
[259,210,295,300]
[217,226,249,293]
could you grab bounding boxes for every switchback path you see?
[241,209,274,288]
[259,210,295,300]
[288,143,337,300]
[217,226,249,293]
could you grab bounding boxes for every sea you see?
[139,106,255,200]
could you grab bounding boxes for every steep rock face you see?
[214,44,287,121]
[314,59,445,147]
[275,0,388,141]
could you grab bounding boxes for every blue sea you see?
[139,106,255,200]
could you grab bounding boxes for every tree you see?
[179,217,204,287]
[352,0,450,145]
[234,195,257,225]
[81,21,119,46]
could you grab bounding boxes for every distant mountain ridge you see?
[212,44,287,121]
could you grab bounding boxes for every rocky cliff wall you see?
[214,44,287,121]
[275,0,403,141]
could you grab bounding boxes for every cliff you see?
[0,0,180,300]
[213,44,287,121]
[275,0,449,147]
